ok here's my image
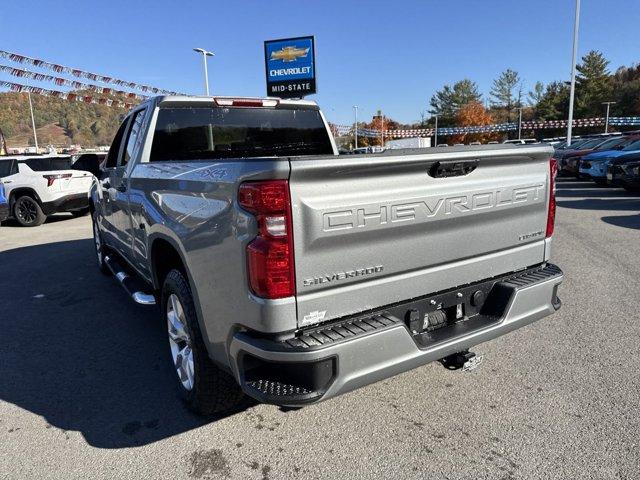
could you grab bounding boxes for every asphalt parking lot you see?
[1,177,639,480]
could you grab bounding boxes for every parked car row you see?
[0,152,104,226]
[556,132,640,191]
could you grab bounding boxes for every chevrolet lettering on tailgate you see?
[322,184,545,232]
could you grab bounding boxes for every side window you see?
[24,158,51,171]
[0,159,17,178]
[49,157,72,170]
[121,109,146,167]
[105,118,130,169]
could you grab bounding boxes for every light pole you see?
[433,114,439,147]
[353,105,358,149]
[602,101,616,133]
[193,47,214,95]
[566,0,580,146]
[27,92,39,152]
[517,107,523,140]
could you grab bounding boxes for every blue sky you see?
[1,0,638,125]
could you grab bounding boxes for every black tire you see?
[13,195,46,227]
[161,269,244,415]
[91,212,110,275]
[71,207,90,217]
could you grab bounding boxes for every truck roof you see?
[155,95,320,109]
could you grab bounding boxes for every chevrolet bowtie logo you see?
[270,46,309,62]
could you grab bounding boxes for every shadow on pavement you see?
[0,239,247,449]
[556,178,640,211]
[601,213,640,230]
[558,198,640,211]
[1,213,76,228]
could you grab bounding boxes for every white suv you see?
[0,155,94,226]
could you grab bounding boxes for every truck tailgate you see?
[289,145,553,327]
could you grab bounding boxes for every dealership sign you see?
[264,36,316,98]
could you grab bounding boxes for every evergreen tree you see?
[429,79,482,118]
[536,81,570,120]
[575,50,612,117]
[489,69,521,122]
[528,81,545,106]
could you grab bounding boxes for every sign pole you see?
[353,105,358,149]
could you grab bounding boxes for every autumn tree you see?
[611,64,640,116]
[449,102,499,144]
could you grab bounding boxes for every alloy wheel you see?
[17,198,38,224]
[167,293,195,391]
[92,216,103,266]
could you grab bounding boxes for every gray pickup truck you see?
[89,95,563,415]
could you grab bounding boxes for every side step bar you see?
[104,255,156,305]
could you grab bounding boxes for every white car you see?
[0,155,94,226]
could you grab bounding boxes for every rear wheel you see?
[162,269,244,415]
[13,195,46,227]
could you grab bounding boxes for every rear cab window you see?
[149,106,334,162]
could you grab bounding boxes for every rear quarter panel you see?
[128,159,294,367]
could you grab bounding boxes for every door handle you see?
[3,180,12,184]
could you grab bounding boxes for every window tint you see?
[0,159,17,177]
[72,154,102,172]
[122,109,146,167]
[577,139,602,149]
[622,139,640,151]
[595,137,625,150]
[150,107,333,162]
[105,118,130,168]
[22,157,71,171]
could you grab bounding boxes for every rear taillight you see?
[43,173,72,187]
[546,158,558,238]
[239,180,295,299]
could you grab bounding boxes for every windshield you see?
[621,139,640,151]
[150,107,334,161]
[577,138,605,149]
[594,137,626,150]
[565,139,588,149]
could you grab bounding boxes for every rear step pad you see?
[104,255,156,305]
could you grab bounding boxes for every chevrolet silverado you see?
[89,95,563,415]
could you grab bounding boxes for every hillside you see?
[0,91,138,148]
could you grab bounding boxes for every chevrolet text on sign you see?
[264,36,316,98]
